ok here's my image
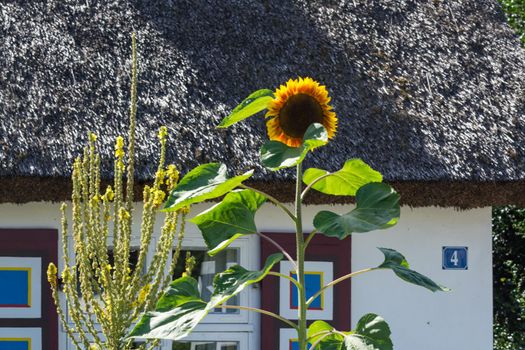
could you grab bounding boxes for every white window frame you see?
[167,235,255,324]
[164,331,249,350]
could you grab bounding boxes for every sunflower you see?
[265,77,337,147]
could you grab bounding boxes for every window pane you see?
[172,249,239,313]
[172,342,239,350]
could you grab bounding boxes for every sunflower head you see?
[265,77,337,147]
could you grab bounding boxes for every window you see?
[172,341,239,350]
[172,248,240,313]
[169,331,249,350]
[61,234,259,350]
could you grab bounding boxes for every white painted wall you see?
[0,203,492,350]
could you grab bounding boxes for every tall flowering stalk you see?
[47,34,187,350]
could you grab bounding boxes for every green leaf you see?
[376,248,450,292]
[128,276,207,340]
[260,123,328,171]
[308,320,342,350]
[163,163,253,212]
[218,89,274,128]
[345,313,393,350]
[210,252,283,303]
[190,189,267,256]
[308,314,393,350]
[129,253,283,340]
[303,159,383,196]
[313,183,400,239]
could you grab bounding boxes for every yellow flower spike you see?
[179,206,190,215]
[114,136,125,159]
[103,186,114,202]
[47,263,58,286]
[137,284,151,305]
[265,77,337,147]
[91,194,100,204]
[153,189,166,207]
[155,169,165,185]
[118,208,130,221]
[166,164,180,189]
[61,267,71,284]
[158,126,168,141]
[143,185,151,202]
[89,132,97,143]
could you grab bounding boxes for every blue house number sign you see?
[442,246,468,270]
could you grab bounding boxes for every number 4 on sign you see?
[442,247,468,270]
[450,250,459,266]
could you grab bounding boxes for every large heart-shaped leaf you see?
[191,189,267,256]
[308,314,393,350]
[260,123,328,171]
[163,163,253,212]
[308,320,342,350]
[376,248,450,292]
[218,89,274,128]
[129,253,283,340]
[303,159,383,196]
[313,183,400,239]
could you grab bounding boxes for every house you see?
[1,0,525,349]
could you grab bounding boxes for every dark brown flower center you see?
[278,93,324,138]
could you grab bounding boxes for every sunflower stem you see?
[295,162,308,350]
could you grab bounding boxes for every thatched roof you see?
[1,0,525,207]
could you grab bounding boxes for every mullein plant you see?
[128,77,450,349]
[46,34,188,350]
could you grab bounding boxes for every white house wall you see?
[0,203,492,350]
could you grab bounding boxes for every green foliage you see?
[218,89,275,128]
[303,159,383,196]
[260,123,328,170]
[494,2,525,348]
[493,206,525,350]
[132,84,448,350]
[191,189,267,256]
[313,183,400,239]
[129,253,283,339]
[163,163,253,212]
[308,314,393,350]
[376,248,450,292]
[500,0,525,44]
